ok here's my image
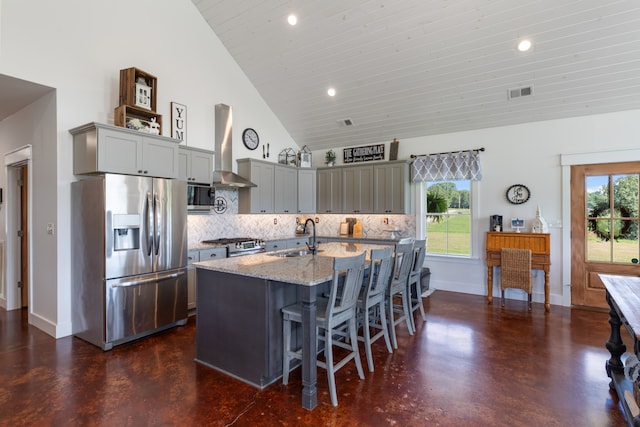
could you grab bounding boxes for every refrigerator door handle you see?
[154,193,161,256]
[110,270,186,288]
[146,192,154,256]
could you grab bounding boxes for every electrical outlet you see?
[315,217,319,223]
[274,218,278,225]
[295,217,300,224]
[383,217,389,225]
[46,223,55,235]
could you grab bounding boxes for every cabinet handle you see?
[138,170,143,173]
[210,253,218,257]
[188,256,194,261]
[144,170,148,174]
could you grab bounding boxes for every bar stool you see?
[407,239,427,332]
[356,246,394,372]
[387,240,415,349]
[281,252,366,406]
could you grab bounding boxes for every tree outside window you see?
[426,180,471,256]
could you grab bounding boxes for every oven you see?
[201,237,266,257]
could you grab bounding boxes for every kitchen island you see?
[194,242,392,410]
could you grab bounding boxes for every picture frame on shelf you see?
[511,218,525,233]
[171,102,187,143]
[298,145,312,167]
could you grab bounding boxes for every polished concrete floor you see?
[0,291,628,426]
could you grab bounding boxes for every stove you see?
[201,237,265,257]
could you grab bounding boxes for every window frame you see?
[416,179,479,259]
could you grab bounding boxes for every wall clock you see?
[242,128,259,150]
[506,184,530,205]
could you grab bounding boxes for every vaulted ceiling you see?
[193,0,640,151]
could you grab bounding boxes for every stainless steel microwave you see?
[187,184,215,211]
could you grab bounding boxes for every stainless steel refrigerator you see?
[72,174,188,350]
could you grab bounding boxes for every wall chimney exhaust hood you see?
[212,103,256,188]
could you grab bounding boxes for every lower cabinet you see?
[188,246,228,312]
[264,237,310,252]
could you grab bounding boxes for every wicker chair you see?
[500,248,533,310]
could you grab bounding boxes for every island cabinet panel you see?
[274,165,298,213]
[373,162,410,214]
[297,169,316,213]
[317,167,343,213]
[343,165,373,213]
[238,159,275,213]
[70,122,179,179]
[178,146,213,184]
[195,270,305,388]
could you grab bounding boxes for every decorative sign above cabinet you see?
[343,144,385,163]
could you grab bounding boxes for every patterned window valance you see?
[411,150,483,182]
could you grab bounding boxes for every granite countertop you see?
[194,241,393,286]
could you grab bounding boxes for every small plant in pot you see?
[325,149,337,166]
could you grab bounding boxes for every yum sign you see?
[171,102,187,143]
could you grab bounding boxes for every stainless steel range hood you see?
[212,103,256,188]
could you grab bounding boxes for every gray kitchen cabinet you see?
[265,239,288,252]
[187,246,228,311]
[297,169,316,213]
[187,250,200,311]
[178,146,213,183]
[238,159,275,213]
[265,237,310,252]
[317,167,342,213]
[343,165,373,213]
[70,122,179,179]
[373,161,411,214]
[274,164,298,213]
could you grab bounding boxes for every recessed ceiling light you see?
[517,39,532,52]
[287,14,297,26]
[327,88,336,97]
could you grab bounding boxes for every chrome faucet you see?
[304,218,317,255]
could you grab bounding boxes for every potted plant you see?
[325,149,337,166]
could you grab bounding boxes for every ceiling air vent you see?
[508,85,533,100]
[338,118,354,127]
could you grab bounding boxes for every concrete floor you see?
[0,291,627,426]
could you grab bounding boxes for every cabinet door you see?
[343,166,373,213]
[97,128,142,175]
[178,148,190,181]
[317,168,342,213]
[190,150,214,184]
[297,169,316,213]
[187,250,200,310]
[141,136,179,178]
[238,160,275,213]
[274,165,297,213]
[374,163,410,213]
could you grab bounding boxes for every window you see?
[425,180,471,256]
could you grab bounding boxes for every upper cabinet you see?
[343,165,373,214]
[317,168,343,213]
[70,122,179,179]
[178,146,213,184]
[373,162,411,214]
[317,161,411,214]
[274,164,298,214]
[238,159,275,214]
[297,169,316,213]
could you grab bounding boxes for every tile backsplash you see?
[187,188,416,245]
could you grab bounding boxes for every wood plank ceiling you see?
[192,0,640,151]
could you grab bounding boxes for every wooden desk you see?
[485,232,551,311]
[601,274,640,426]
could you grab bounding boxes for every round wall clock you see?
[506,184,531,205]
[242,128,259,150]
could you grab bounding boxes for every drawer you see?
[199,247,228,260]
[187,250,200,266]
[265,240,287,252]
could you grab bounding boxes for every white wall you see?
[0,0,297,337]
[315,109,640,306]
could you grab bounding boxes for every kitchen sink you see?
[267,249,323,258]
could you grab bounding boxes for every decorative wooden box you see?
[114,105,162,135]
[119,67,157,112]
